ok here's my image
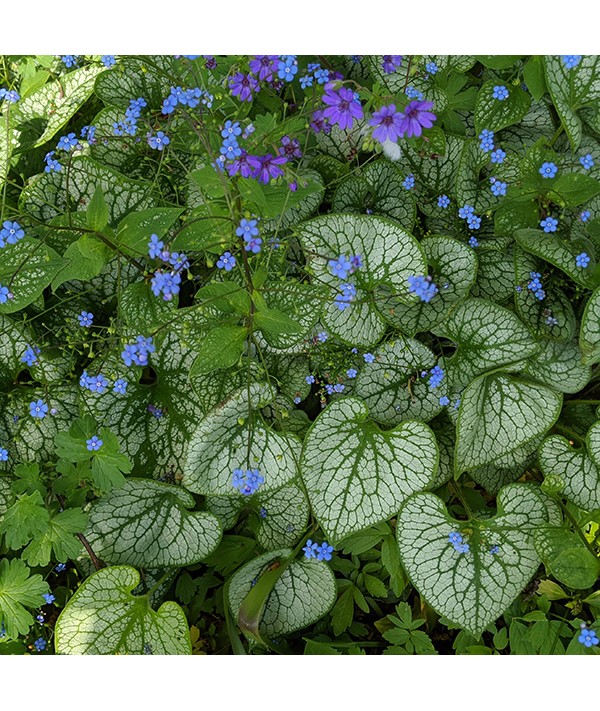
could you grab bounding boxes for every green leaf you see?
[300,397,437,544]
[117,208,183,257]
[580,287,600,364]
[474,80,531,134]
[255,484,310,551]
[0,237,65,314]
[397,484,549,637]
[539,430,600,511]
[523,340,591,394]
[551,173,600,207]
[254,304,304,336]
[54,566,191,655]
[382,236,477,336]
[189,325,247,377]
[455,372,562,473]
[118,281,177,332]
[534,528,600,589]
[0,559,49,639]
[544,55,600,150]
[196,282,251,316]
[228,549,337,638]
[471,239,515,304]
[261,171,325,230]
[296,214,426,347]
[352,337,443,426]
[0,491,49,550]
[85,479,221,567]
[87,185,110,231]
[435,298,537,387]
[183,383,301,496]
[514,229,596,289]
[523,57,548,100]
[51,234,112,290]
[22,508,88,566]
[0,477,15,518]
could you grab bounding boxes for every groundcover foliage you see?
[1,53,599,656]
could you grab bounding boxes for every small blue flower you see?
[148,234,164,258]
[169,252,189,272]
[437,194,450,208]
[306,375,316,384]
[458,205,475,220]
[303,539,318,559]
[316,541,334,561]
[328,255,353,280]
[490,148,506,164]
[439,395,450,406]
[0,284,12,304]
[479,129,495,153]
[407,275,439,303]
[21,345,40,367]
[346,368,358,379]
[576,252,591,268]
[216,251,236,271]
[221,120,242,139]
[147,131,170,151]
[539,162,558,178]
[60,55,78,68]
[0,447,8,462]
[113,378,128,395]
[278,56,298,82]
[578,626,599,648]
[57,133,79,151]
[540,217,558,233]
[55,563,67,573]
[151,270,181,301]
[448,532,463,545]
[0,220,25,246]
[34,638,47,652]
[0,88,20,103]
[30,400,48,419]
[43,593,55,605]
[581,210,591,222]
[468,236,479,248]
[101,55,116,67]
[490,178,508,196]
[317,331,328,343]
[403,174,415,190]
[405,86,424,101]
[428,365,445,389]
[425,61,438,75]
[334,282,357,311]
[489,545,500,555]
[492,85,509,101]
[562,55,582,69]
[364,353,375,364]
[81,125,96,143]
[580,154,595,170]
[44,151,62,173]
[467,215,481,230]
[259,507,268,519]
[299,75,313,89]
[86,435,103,452]
[78,311,94,327]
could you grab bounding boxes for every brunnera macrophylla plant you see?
[0,53,599,656]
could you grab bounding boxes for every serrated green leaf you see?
[22,508,88,566]
[54,566,191,655]
[397,484,548,637]
[0,491,49,550]
[228,549,337,638]
[455,372,562,473]
[85,479,221,567]
[0,559,49,639]
[296,214,426,347]
[300,397,437,544]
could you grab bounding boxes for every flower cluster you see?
[232,468,264,496]
[426,365,445,389]
[527,271,546,300]
[162,86,211,114]
[113,97,147,136]
[407,275,438,303]
[0,87,20,103]
[458,205,481,230]
[21,345,40,367]
[80,372,110,393]
[149,237,189,300]
[237,218,262,253]
[121,336,156,367]
[448,531,469,554]
[303,539,334,561]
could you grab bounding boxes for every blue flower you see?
[428,365,445,389]
[147,131,170,151]
[448,532,463,545]
[169,252,189,272]
[364,353,375,363]
[236,218,259,239]
[581,210,591,222]
[55,563,67,573]
[561,55,582,69]
[316,542,334,561]
[458,204,475,220]
[221,120,242,139]
[101,55,116,67]
[30,400,48,419]
[121,336,155,367]
[43,593,55,604]
[151,270,181,301]
[405,86,424,101]
[580,154,595,170]
[303,539,318,559]
[527,271,546,301]
[539,162,558,178]
[578,626,599,648]
[467,215,481,230]
[479,129,495,153]
[540,217,558,233]
[84,374,110,393]
[314,68,330,84]
[0,284,12,303]
[328,255,353,280]
[299,75,313,89]
[403,174,415,190]
[489,545,500,555]
[492,85,509,101]
[113,378,128,395]
[21,345,40,367]
[148,233,164,258]
[346,368,358,379]
[425,61,438,75]
[0,220,25,246]
[44,151,62,173]
[490,178,507,196]
[334,282,357,311]
[60,55,78,68]
[232,468,264,496]
[407,275,439,303]
[78,311,94,327]
[277,56,298,81]
[317,332,328,343]
[81,125,96,143]
[0,447,8,462]
[34,638,47,652]
[439,396,450,406]
[0,88,20,103]
[216,251,236,271]
[306,375,316,384]
[437,194,450,208]
[490,148,506,164]
[57,133,79,151]
[86,435,103,451]
[576,252,590,268]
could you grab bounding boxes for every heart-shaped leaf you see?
[474,80,531,133]
[455,372,562,473]
[85,479,222,567]
[55,566,191,655]
[397,484,549,637]
[300,397,437,544]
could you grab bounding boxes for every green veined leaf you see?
[182,383,301,497]
[117,208,183,257]
[21,508,88,567]
[534,527,600,589]
[397,484,549,637]
[255,484,310,551]
[474,80,531,134]
[296,214,426,347]
[580,286,600,364]
[85,479,222,567]
[523,340,591,394]
[300,397,437,544]
[54,566,191,655]
[228,549,336,638]
[189,325,247,377]
[455,372,562,473]
[0,559,49,639]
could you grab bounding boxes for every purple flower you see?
[382,55,402,74]
[229,73,259,102]
[369,104,404,144]
[279,135,302,159]
[227,151,262,178]
[310,109,331,134]
[322,86,364,131]
[249,55,278,81]
[253,154,287,184]
[397,100,437,138]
